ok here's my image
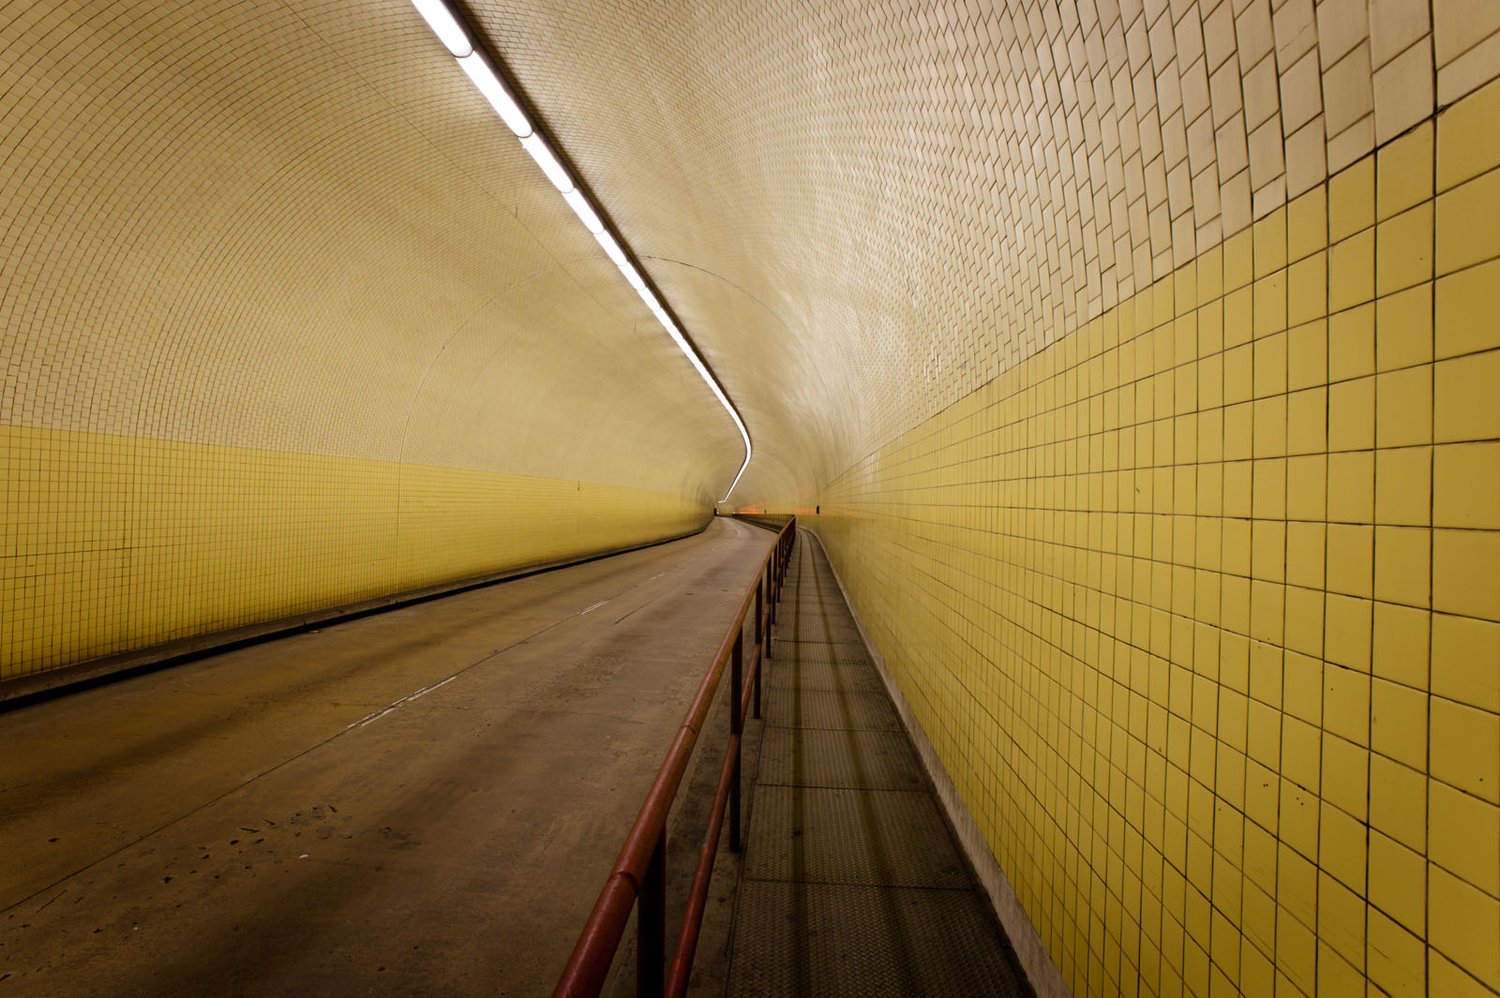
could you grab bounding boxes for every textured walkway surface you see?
[0,518,772,997]
[727,531,1032,997]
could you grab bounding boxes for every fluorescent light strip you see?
[618,259,648,293]
[520,133,573,192]
[593,230,629,269]
[563,188,604,233]
[456,53,532,138]
[411,0,751,503]
[411,0,472,57]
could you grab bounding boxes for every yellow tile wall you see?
[0,425,708,680]
[815,81,1500,998]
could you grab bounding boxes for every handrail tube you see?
[555,587,758,995]
[555,518,794,997]
[573,633,762,990]
[664,732,739,997]
[664,624,766,995]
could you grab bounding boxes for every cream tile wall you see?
[0,426,706,678]
[815,86,1500,997]
[493,0,1500,508]
[0,2,735,678]
[483,3,1500,992]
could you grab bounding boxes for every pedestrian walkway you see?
[727,530,1033,996]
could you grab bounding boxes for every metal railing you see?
[554,517,796,997]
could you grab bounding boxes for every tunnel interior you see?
[3,2,1498,996]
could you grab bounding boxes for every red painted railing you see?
[554,517,796,997]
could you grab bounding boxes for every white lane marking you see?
[579,600,609,615]
[347,675,459,729]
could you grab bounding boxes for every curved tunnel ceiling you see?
[3,0,1488,506]
[1,1,743,506]
[470,0,1480,508]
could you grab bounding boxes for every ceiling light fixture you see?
[593,230,630,270]
[456,53,532,138]
[562,188,604,234]
[519,133,574,193]
[408,0,751,504]
[411,0,472,57]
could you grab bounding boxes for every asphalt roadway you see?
[0,517,774,996]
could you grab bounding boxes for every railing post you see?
[754,574,765,718]
[729,632,743,853]
[638,833,666,997]
[771,547,780,625]
[767,567,774,659]
[559,519,800,998]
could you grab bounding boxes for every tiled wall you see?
[817,80,1499,998]
[0,2,732,681]
[0,425,707,679]
[496,0,1500,508]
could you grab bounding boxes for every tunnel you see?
[2,1,1498,996]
